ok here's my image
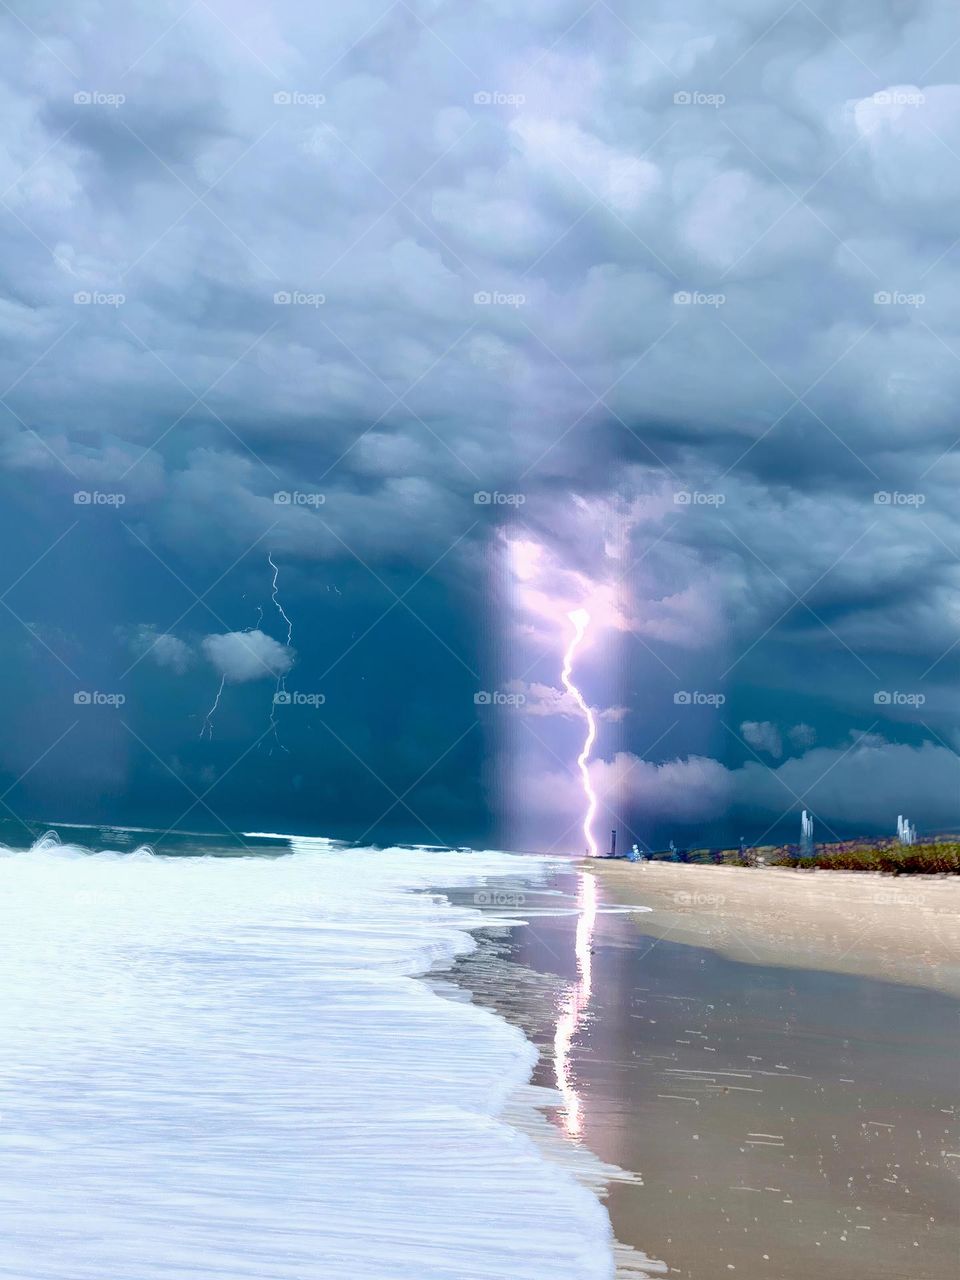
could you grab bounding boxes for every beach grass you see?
[640,838,960,874]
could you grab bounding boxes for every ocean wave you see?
[0,835,641,1278]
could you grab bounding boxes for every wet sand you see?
[456,864,960,1280]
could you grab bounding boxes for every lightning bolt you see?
[266,553,293,753]
[200,672,225,740]
[561,608,598,858]
[268,552,293,645]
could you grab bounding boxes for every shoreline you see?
[455,860,960,1280]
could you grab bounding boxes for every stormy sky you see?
[2,0,960,850]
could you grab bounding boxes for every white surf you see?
[0,835,654,1279]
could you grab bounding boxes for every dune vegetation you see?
[641,839,960,874]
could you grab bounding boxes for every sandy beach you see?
[593,861,960,997]
[457,861,960,1280]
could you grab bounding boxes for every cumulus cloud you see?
[201,631,295,683]
[789,723,817,749]
[586,739,960,833]
[506,680,627,722]
[130,626,193,674]
[739,741,960,832]
[593,752,734,825]
[741,721,783,759]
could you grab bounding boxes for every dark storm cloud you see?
[2,0,960,841]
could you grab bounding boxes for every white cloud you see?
[585,740,960,831]
[788,723,816,748]
[592,751,733,824]
[511,116,661,213]
[741,720,783,759]
[506,680,627,722]
[201,631,295,683]
[134,627,193,674]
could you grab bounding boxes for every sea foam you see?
[0,835,634,1279]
